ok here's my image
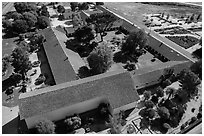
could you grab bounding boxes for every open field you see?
[104,2,202,26]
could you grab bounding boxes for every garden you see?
[133,67,202,134]
[165,36,199,49]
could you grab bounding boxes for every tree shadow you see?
[150,118,168,134]
[113,51,128,63]
[2,115,20,134]
[2,30,19,39]
[65,40,93,58]
[37,48,56,86]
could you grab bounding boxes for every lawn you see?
[2,37,18,57]
[166,36,199,49]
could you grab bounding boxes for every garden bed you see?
[165,36,199,49]
[159,28,191,35]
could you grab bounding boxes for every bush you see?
[144,100,154,108]
[64,115,81,131]
[156,86,164,97]
[189,117,197,125]
[143,90,151,100]
[35,119,56,134]
[197,113,202,119]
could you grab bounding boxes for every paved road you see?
[2,2,14,15]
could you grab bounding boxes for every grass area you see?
[104,2,202,26]
[166,36,199,49]
[2,37,18,57]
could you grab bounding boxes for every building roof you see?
[131,60,192,88]
[52,28,85,73]
[19,70,139,119]
[39,27,78,84]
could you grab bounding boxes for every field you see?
[104,2,202,26]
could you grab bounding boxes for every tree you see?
[158,107,170,120]
[98,102,112,121]
[14,2,28,13]
[57,5,65,15]
[13,19,29,33]
[121,29,148,55]
[18,41,30,52]
[96,2,104,5]
[29,33,45,52]
[40,5,50,17]
[74,26,94,44]
[14,2,37,13]
[144,100,154,108]
[37,16,50,29]
[70,2,78,11]
[155,86,164,97]
[10,11,23,20]
[190,59,202,79]
[86,12,117,41]
[179,70,201,98]
[87,42,113,74]
[190,14,195,22]
[143,90,151,100]
[11,47,32,80]
[64,115,81,131]
[139,108,155,119]
[78,2,89,10]
[35,119,56,134]
[23,12,37,27]
[2,19,13,32]
[2,55,12,75]
[9,73,22,86]
[161,79,171,88]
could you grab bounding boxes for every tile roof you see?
[39,27,78,84]
[19,70,139,119]
[131,60,192,88]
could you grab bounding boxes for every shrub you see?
[64,115,81,131]
[143,90,151,100]
[144,100,154,108]
[35,119,56,134]
[156,86,164,97]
